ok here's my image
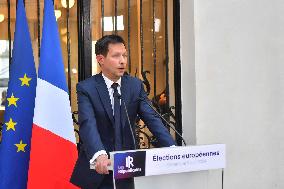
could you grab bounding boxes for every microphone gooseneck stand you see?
[139,97,187,146]
[118,95,137,150]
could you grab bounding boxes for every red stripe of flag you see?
[28,124,79,189]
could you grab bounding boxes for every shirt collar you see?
[102,73,121,89]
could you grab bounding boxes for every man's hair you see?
[95,35,126,56]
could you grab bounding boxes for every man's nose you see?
[119,56,126,64]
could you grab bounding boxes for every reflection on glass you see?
[92,41,98,75]
[0,40,10,107]
[103,15,124,31]
[55,10,62,21]
[0,14,4,23]
[61,0,75,9]
[155,18,161,32]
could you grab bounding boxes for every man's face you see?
[97,43,127,82]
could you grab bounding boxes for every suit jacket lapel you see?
[120,76,130,128]
[95,73,115,126]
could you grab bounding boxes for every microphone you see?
[138,96,187,146]
[116,94,137,150]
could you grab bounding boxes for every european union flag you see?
[0,0,37,188]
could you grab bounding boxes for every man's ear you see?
[96,55,104,66]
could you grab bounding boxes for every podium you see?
[108,144,226,189]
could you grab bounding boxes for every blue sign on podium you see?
[113,151,146,179]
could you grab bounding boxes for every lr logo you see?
[125,156,134,168]
[114,152,145,179]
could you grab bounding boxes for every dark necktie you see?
[111,83,122,150]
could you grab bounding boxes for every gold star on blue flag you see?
[0,0,37,188]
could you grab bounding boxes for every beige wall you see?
[181,0,284,188]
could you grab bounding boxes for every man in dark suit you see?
[70,35,175,189]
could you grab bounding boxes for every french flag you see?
[27,0,78,188]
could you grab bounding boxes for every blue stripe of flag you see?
[0,0,37,188]
[38,0,68,93]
